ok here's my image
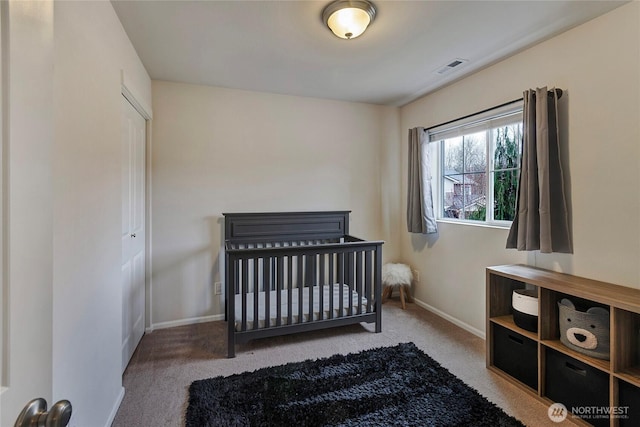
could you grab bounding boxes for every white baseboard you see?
[146,314,225,332]
[144,305,484,341]
[413,297,486,340]
[104,386,125,427]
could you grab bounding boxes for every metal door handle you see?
[131,233,136,238]
[14,398,72,427]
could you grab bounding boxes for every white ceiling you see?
[112,0,626,106]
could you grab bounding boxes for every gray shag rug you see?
[186,342,525,426]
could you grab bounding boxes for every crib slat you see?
[287,255,293,325]
[264,257,271,329]
[338,251,344,317]
[356,251,363,315]
[297,255,304,323]
[347,251,353,316]
[328,252,334,319]
[276,256,284,326]
[375,242,382,332]
[365,249,372,313]
[242,259,248,331]
[319,253,325,321]
[308,253,315,322]
[253,258,259,330]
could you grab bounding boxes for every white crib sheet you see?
[234,284,368,331]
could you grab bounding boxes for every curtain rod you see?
[424,88,563,132]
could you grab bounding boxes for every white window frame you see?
[427,101,524,228]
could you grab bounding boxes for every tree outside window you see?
[492,124,522,221]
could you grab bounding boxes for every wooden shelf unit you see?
[487,264,640,427]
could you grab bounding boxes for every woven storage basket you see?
[512,288,538,333]
[558,298,610,360]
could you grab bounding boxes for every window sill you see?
[436,219,511,230]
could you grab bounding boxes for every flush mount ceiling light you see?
[322,0,376,40]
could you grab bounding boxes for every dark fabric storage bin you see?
[619,380,640,427]
[493,324,538,390]
[545,348,609,427]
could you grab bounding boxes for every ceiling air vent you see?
[434,58,468,75]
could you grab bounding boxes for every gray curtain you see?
[506,87,572,253]
[407,127,437,234]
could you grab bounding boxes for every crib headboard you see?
[223,211,350,243]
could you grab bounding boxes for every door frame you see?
[121,82,153,340]
[1,1,54,425]
[1,0,6,409]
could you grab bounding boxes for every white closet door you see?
[121,95,146,373]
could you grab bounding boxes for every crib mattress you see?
[234,284,367,331]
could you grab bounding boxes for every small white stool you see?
[382,263,413,309]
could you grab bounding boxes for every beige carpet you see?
[113,299,575,426]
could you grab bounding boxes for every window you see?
[427,102,523,226]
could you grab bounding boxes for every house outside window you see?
[427,102,523,226]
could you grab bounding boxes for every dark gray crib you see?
[224,211,383,358]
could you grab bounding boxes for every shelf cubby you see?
[613,308,640,387]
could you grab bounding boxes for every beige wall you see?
[150,81,398,327]
[399,2,640,336]
[53,1,151,426]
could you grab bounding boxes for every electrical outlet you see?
[214,282,222,295]
[413,270,420,282]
